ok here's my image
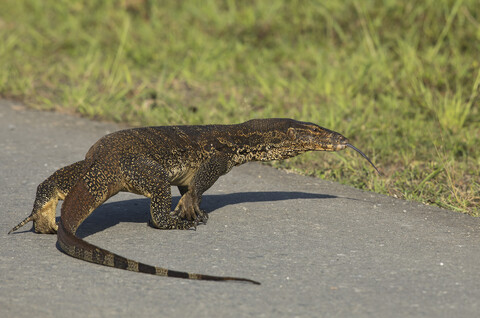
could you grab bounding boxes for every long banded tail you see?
[57,221,260,285]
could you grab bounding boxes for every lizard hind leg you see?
[9,183,61,234]
[8,161,85,234]
[32,195,60,234]
[32,161,86,234]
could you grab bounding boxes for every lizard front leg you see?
[120,155,196,230]
[172,152,231,224]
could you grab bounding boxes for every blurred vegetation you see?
[0,0,479,214]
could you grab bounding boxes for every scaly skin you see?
[8,118,378,284]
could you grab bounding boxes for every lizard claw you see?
[172,193,207,223]
[194,207,208,225]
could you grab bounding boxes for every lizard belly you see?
[169,167,196,186]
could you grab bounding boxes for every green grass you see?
[1,0,479,215]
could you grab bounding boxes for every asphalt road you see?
[1,100,480,317]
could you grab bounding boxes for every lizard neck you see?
[230,143,305,165]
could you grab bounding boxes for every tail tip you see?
[225,277,261,285]
[249,279,261,285]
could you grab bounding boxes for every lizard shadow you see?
[75,191,336,238]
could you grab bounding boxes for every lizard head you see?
[238,119,380,174]
[285,121,348,152]
[285,120,381,174]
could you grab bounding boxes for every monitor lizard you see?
[8,118,380,285]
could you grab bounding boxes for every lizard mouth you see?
[334,143,347,151]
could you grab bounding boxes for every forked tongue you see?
[346,144,381,175]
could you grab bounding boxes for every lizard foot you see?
[149,217,197,230]
[33,214,59,234]
[171,192,208,224]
